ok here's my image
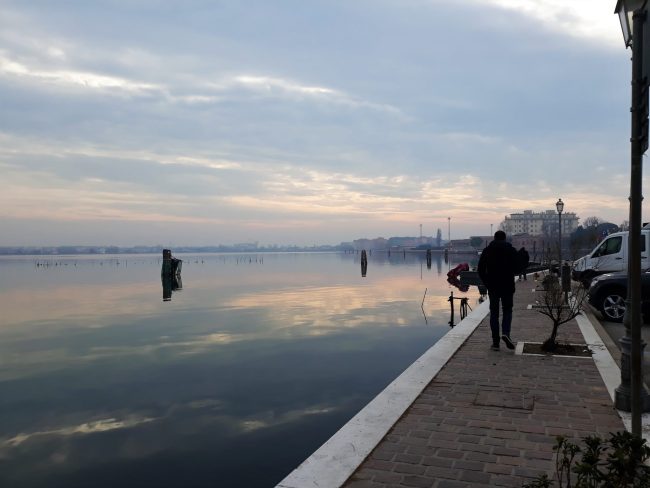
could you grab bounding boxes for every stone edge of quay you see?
[275,299,491,488]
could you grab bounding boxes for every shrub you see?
[523,431,650,487]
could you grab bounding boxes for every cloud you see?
[472,0,622,47]
[0,0,643,245]
[233,75,338,96]
[0,53,161,95]
[228,75,405,115]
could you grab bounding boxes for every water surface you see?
[0,252,480,487]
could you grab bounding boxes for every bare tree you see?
[583,216,602,228]
[536,278,589,352]
[619,220,630,231]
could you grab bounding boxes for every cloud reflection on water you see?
[3,416,158,448]
[1,257,470,379]
[0,253,479,487]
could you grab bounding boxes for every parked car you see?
[587,269,650,323]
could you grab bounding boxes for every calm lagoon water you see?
[0,252,480,488]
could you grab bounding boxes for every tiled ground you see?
[343,279,624,488]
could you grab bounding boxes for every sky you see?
[0,0,646,247]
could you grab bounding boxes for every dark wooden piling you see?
[162,249,172,276]
[448,291,454,326]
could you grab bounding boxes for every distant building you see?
[503,209,579,237]
[353,237,388,250]
[449,238,477,252]
[510,234,548,261]
[470,235,493,249]
[232,242,259,251]
[352,236,439,250]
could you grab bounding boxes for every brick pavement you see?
[342,278,625,488]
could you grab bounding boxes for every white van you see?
[572,224,650,284]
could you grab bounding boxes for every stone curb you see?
[275,300,491,488]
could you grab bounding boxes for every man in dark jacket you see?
[478,231,520,351]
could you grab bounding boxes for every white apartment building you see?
[503,209,579,237]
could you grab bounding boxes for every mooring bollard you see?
[448,291,455,327]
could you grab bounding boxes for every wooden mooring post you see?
[162,249,172,276]
[448,291,470,327]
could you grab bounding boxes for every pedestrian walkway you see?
[340,279,625,487]
[276,278,639,488]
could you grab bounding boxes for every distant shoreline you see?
[0,246,345,256]
[0,245,477,257]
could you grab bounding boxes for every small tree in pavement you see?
[536,277,589,352]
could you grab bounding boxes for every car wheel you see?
[600,289,626,323]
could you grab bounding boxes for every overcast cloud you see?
[0,0,644,246]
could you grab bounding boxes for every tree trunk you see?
[542,322,560,352]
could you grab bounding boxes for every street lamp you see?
[613,0,650,435]
[556,198,563,274]
[616,0,647,46]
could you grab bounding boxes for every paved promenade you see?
[341,279,625,488]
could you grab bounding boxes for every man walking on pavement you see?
[478,230,521,351]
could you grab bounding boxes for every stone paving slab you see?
[342,279,625,488]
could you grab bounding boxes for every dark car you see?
[587,269,650,323]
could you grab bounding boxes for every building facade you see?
[503,209,579,237]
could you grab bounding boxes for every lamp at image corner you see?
[613,0,650,430]
[615,0,648,46]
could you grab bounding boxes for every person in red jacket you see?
[478,231,520,351]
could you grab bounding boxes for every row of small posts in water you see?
[357,248,436,277]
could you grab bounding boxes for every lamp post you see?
[614,0,649,436]
[556,198,564,275]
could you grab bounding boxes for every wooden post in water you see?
[361,249,368,277]
[448,291,455,327]
[460,297,468,320]
[162,249,172,276]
